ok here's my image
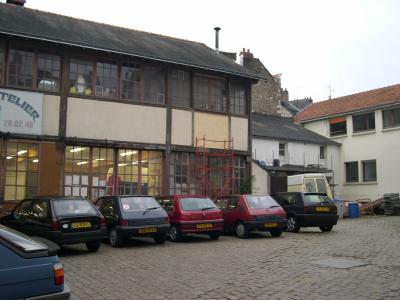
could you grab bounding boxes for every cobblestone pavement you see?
[60,216,400,300]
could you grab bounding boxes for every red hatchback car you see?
[215,195,287,238]
[157,195,224,242]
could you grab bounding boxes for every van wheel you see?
[319,225,333,232]
[235,222,248,239]
[109,228,123,248]
[209,231,221,240]
[270,229,282,237]
[287,216,300,233]
[86,240,101,252]
[169,226,182,242]
[154,233,167,244]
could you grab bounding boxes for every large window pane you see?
[91,148,114,199]
[230,82,246,115]
[141,151,162,196]
[383,108,400,129]
[69,59,93,95]
[353,113,375,132]
[4,143,38,200]
[7,48,34,88]
[345,161,358,183]
[117,149,140,195]
[362,160,377,182]
[37,52,60,91]
[95,61,118,97]
[143,65,165,104]
[64,146,90,198]
[169,69,190,107]
[194,75,226,112]
[169,152,198,195]
[121,62,141,101]
[330,120,347,136]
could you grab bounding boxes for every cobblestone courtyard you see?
[60,216,400,300]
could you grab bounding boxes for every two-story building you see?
[0,2,261,213]
[295,84,400,202]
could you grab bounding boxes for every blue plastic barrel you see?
[348,202,360,218]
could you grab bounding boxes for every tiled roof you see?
[295,84,400,122]
[0,3,261,80]
[252,113,339,145]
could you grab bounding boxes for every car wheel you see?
[235,222,248,239]
[287,216,300,233]
[169,226,182,242]
[109,228,123,248]
[319,225,333,232]
[270,229,283,237]
[154,233,167,244]
[86,240,101,252]
[209,231,221,240]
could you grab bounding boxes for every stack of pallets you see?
[383,193,400,216]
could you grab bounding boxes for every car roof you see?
[24,196,89,201]
[159,195,210,199]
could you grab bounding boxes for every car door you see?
[279,194,298,216]
[28,199,52,237]
[225,197,241,231]
[6,200,33,233]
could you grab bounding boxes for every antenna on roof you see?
[326,81,334,100]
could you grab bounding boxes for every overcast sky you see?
[14,0,400,101]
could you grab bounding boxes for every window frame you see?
[329,119,347,137]
[319,145,326,160]
[382,107,400,129]
[278,143,286,157]
[362,160,377,182]
[229,81,247,115]
[345,161,359,183]
[193,74,227,113]
[352,112,375,133]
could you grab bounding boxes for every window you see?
[305,179,317,192]
[329,117,347,136]
[169,152,198,195]
[169,69,190,107]
[140,151,162,196]
[233,157,246,193]
[121,62,141,101]
[37,53,61,91]
[316,178,328,194]
[69,59,93,95]
[95,61,118,97]
[64,146,90,197]
[383,108,400,129]
[279,143,286,157]
[31,200,49,219]
[362,160,377,182]
[4,143,39,201]
[353,112,375,132]
[320,146,326,159]
[143,65,165,104]
[345,161,359,183]
[91,148,114,199]
[117,149,139,196]
[193,75,226,112]
[7,48,34,88]
[230,82,246,115]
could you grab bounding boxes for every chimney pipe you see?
[214,27,221,53]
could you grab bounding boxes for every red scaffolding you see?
[194,136,234,199]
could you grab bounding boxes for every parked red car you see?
[157,195,223,242]
[215,195,287,238]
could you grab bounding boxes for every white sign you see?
[0,88,43,135]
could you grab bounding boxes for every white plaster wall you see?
[66,98,166,144]
[304,109,400,201]
[231,117,248,151]
[42,95,59,136]
[252,161,269,194]
[252,138,279,165]
[171,109,192,146]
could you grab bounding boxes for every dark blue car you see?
[0,225,70,300]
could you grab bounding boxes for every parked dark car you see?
[272,192,339,232]
[0,224,70,300]
[95,195,170,247]
[215,195,287,238]
[0,196,106,252]
[157,195,224,242]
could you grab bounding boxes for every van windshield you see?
[316,178,328,194]
[53,199,98,216]
[119,197,161,212]
[179,197,217,211]
[305,179,317,193]
[245,195,280,209]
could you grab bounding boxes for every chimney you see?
[239,48,254,66]
[214,27,221,53]
[6,0,26,6]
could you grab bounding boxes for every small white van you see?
[287,173,333,199]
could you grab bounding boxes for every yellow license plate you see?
[71,222,91,229]
[316,207,330,212]
[196,223,213,229]
[138,228,157,234]
[264,222,278,228]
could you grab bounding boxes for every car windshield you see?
[119,197,161,212]
[304,194,331,204]
[0,225,47,253]
[245,195,280,209]
[179,197,217,211]
[53,199,98,216]
[316,178,328,194]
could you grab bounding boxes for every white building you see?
[252,113,340,195]
[295,84,400,202]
